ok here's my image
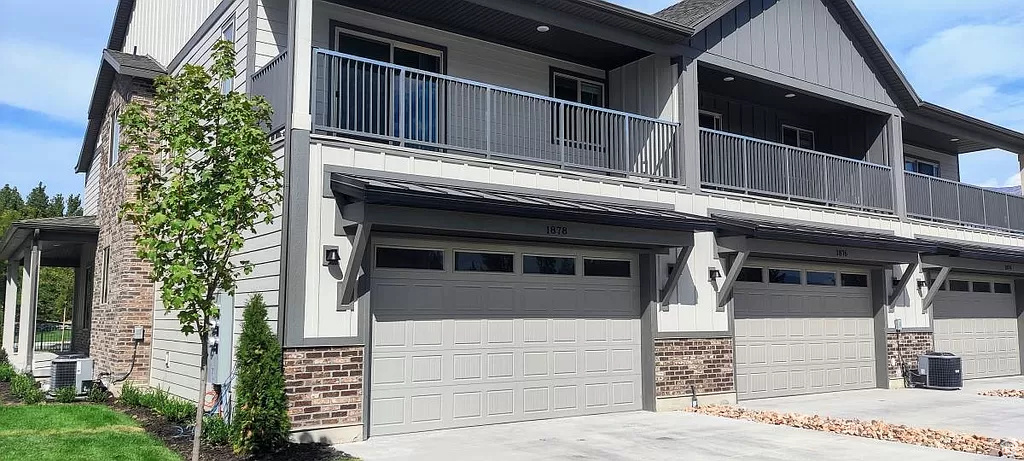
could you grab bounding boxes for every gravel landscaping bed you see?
[687,405,1024,458]
[980,390,1024,399]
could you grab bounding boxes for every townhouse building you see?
[3,0,1023,444]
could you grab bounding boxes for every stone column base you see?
[657,391,737,411]
[290,423,363,445]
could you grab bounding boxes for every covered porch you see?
[0,217,97,376]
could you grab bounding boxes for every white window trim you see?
[552,72,606,107]
[781,124,816,150]
[334,27,445,69]
[699,110,723,130]
[220,16,236,94]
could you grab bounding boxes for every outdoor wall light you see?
[708,267,722,282]
[324,246,341,266]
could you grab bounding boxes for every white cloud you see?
[0,39,98,122]
[904,23,1024,98]
[0,128,83,196]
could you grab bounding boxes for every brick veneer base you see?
[284,346,364,431]
[655,338,734,396]
[887,331,933,378]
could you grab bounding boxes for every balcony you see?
[699,128,895,212]
[309,49,680,182]
[905,172,1024,232]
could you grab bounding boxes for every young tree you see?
[231,294,289,454]
[118,40,282,461]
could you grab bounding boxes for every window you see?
[994,282,1013,294]
[699,111,723,130]
[552,72,605,107]
[904,157,941,178]
[841,273,868,287]
[552,71,606,149]
[101,248,111,303]
[109,111,120,168]
[948,280,970,292]
[806,271,837,286]
[523,255,575,275]
[768,269,801,284]
[737,267,763,283]
[455,251,513,273]
[972,281,992,293]
[376,247,444,270]
[220,18,236,94]
[781,125,815,150]
[583,259,631,278]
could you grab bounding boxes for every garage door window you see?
[376,247,444,270]
[768,269,800,284]
[737,267,763,283]
[584,258,631,277]
[840,273,868,287]
[523,255,576,275]
[806,271,836,286]
[948,280,970,292]
[972,281,992,293]
[994,282,1013,294]
[455,251,514,273]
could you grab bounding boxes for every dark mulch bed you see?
[111,402,355,461]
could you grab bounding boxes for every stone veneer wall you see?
[88,75,156,384]
[887,331,933,379]
[654,338,735,396]
[283,346,364,430]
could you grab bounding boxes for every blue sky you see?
[1,0,1022,198]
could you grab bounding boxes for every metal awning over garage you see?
[330,172,716,233]
[714,213,937,256]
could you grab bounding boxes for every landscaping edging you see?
[980,390,1024,399]
[687,405,1024,458]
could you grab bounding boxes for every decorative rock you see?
[687,405,1024,458]
[980,390,1024,399]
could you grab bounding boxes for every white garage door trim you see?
[734,260,877,400]
[368,236,644,436]
[933,275,1021,380]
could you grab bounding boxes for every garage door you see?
[933,277,1021,379]
[734,262,877,400]
[369,238,643,436]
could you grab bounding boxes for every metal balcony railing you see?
[312,48,680,181]
[699,128,894,212]
[905,171,1024,232]
[250,51,289,133]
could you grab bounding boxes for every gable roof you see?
[654,0,744,33]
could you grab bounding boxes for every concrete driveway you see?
[740,376,1024,441]
[342,410,988,461]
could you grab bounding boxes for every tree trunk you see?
[192,332,209,461]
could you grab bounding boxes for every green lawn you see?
[0,405,181,461]
[34,329,70,343]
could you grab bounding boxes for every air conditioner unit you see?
[916,352,962,390]
[50,355,94,395]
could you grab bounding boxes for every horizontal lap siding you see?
[148,0,259,401]
[255,0,288,69]
[83,152,102,216]
[123,0,223,66]
[690,0,895,107]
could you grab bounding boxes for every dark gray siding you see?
[690,0,894,107]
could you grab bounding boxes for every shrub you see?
[120,381,144,407]
[158,397,197,425]
[54,386,77,403]
[88,385,110,403]
[9,373,35,399]
[231,294,290,454]
[202,415,231,446]
[138,387,170,411]
[21,386,44,404]
[0,347,9,365]
[0,362,14,383]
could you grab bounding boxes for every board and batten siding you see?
[904,144,960,182]
[123,0,224,67]
[690,0,894,107]
[82,151,102,216]
[608,54,677,121]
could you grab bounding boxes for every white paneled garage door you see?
[734,261,876,400]
[933,277,1020,379]
[369,238,642,436]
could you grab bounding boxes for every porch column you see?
[2,259,18,357]
[288,0,313,131]
[16,240,40,374]
[678,54,701,189]
[888,114,908,218]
